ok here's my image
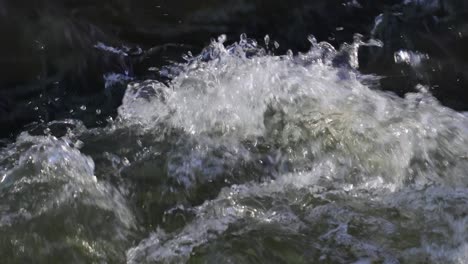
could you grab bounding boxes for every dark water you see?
[1,1,468,263]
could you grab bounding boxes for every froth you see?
[122,35,468,263]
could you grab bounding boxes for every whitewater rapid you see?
[1,34,468,263]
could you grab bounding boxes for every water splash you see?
[0,133,135,262]
[2,34,468,263]
[117,35,468,263]
[394,50,429,67]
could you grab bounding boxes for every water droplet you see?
[217,34,227,43]
[240,33,247,41]
[273,41,280,49]
[96,109,102,115]
[80,105,87,111]
[264,35,270,46]
[34,40,45,50]
[307,35,317,46]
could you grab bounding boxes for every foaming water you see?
[2,34,468,263]
[0,132,135,262]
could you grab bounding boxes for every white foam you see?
[121,35,468,263]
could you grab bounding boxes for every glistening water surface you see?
[1,34,468,263]
[2,0,468,139]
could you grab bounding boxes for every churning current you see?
[1,35,468,263]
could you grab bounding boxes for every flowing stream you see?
[1,33,468,263]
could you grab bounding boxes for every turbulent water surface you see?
[1,32,468,263]
[2,0,468,139]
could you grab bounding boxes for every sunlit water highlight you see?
[1,34,468,263]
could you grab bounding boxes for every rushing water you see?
[2,1,468,263]
[1,32,468,263]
